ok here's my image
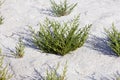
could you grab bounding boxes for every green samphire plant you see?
[105,24,120,56]
[45,62,67,80]
[14,38,25,58]
[50,0,77,17]
[31,15,91,56]
[0,49,13,80]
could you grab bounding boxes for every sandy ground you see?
[1,0,120,80]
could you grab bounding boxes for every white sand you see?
[1,0,120,80]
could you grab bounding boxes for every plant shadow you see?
[21,64,58,80]
[85,34,117,57]
[19,28,39,50]
[20,69,44,80]
[0,43,16,58]
[87,71,120,80]
[5,27,39,55]
[32,6,55,17]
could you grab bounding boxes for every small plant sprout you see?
[0,0,5,6]
[0,56,13,80]
[45,62,67,80]
[113,71,120,80]
[0,0,5,25]
[0,48,1,54]
[32,15,91,56]
[50,0,77,17]
[105,24,120,56]
[115,75,120,80]
[15,38,25,58]
[0,16,4,25]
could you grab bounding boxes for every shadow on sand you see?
[87,71,120,80]
[32,6,55,17]
[85,34,117,57]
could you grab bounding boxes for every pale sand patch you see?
[1,0,120,80]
